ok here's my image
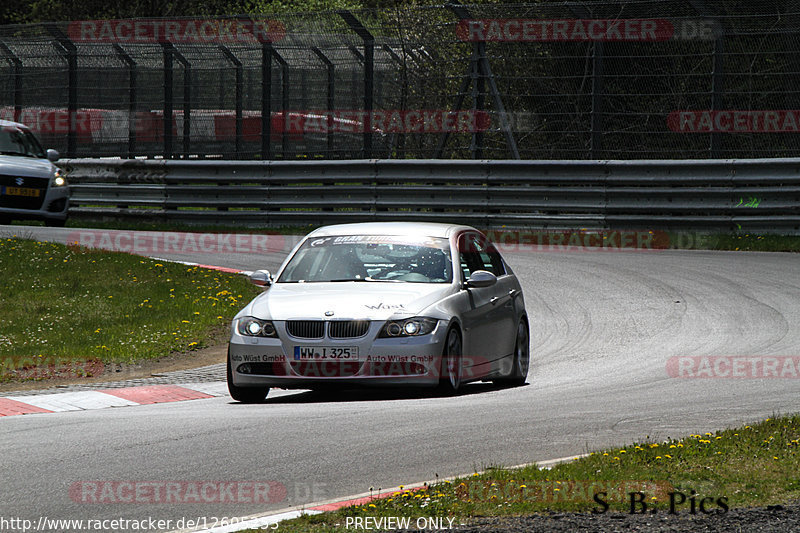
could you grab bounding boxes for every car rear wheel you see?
[227,350,270,403]
[495,320,529,387]
[437,327,463,395]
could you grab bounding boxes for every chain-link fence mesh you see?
[1,1,800,160]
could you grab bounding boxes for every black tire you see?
[495,320,530,387]
[437,327,463,395]
[227,350,270,403]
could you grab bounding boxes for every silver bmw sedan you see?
[227,222,529,402]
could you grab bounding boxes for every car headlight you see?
[379,317,438,338]
[52,168,67,187]
[237,317,278,338]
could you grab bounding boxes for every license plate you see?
[294,346,359,361]
[2,186,41,197]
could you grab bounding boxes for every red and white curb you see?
[173,455,589,533]
[0,382,227,417]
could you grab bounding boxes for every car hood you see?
[248,282,455,321]
[0,155,55,177]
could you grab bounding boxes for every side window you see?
[484,244,506,277]
[458,233,506,280]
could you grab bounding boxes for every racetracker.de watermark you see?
[481,230,716,253]
[455,18,718,42]
[273,109,491,133]
[668,110,800,133]
[666,356,800,378]
[0,515,280,532]
[233,355,494,379]
[67,18,286,44]
[67,230,286,255]
[69,481,288,504]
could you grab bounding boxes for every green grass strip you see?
[268,414,800,532]
[0,237,258,380]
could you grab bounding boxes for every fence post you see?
[166,45,191,158]
[435,47,479,159]
[45,24,77,157]
[381,44,406,159]
[271,49,289,158]
[471,43,485,159]
[339,11,374,159]
[113,44,137,158]
[687,1,725,158]
[709,33,725,158]
[446,2,519,159]
[219,45,243,158]
[261,41,272,160]
[590,42,604,159]
[162,43,174,159]
[312,47,335,157]
[0,41,22,123]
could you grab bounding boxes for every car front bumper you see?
[229,319,449,389]
[0,185,69,223]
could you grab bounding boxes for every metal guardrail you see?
[61,158,800,233]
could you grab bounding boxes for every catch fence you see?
[2,2,800,160]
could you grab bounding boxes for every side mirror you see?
[249,269,272,287]
[46,149,60,162]
[465,270,497,288]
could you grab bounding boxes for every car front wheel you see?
[437,327,463,395]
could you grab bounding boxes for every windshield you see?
[278,235,453,283]
[0,126,45,158]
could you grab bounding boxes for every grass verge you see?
[0,236,259,382]
[265,414,800,532]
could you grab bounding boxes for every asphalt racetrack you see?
[1,226,799,530]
